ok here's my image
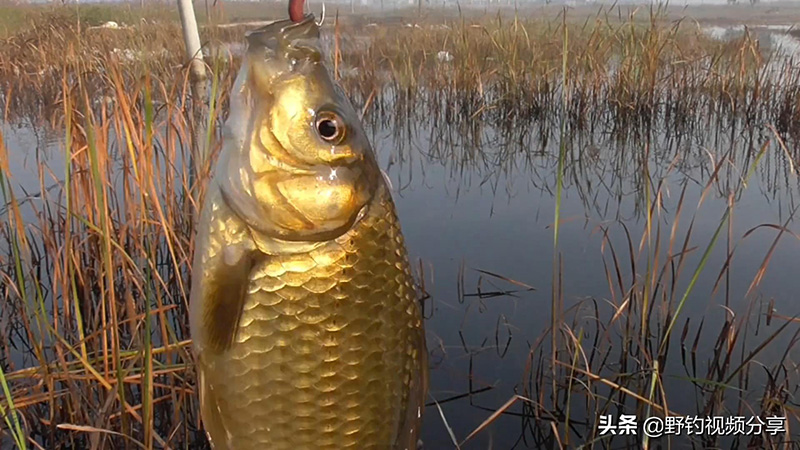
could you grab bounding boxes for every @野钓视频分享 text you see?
[598,414,786,438]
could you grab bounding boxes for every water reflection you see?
[372,110,800,447]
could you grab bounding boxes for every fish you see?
[188,13,427,450]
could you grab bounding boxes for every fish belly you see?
[199,193,424,450]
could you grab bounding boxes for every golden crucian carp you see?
[188,1,428,449]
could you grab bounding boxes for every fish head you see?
[219,15,381,243]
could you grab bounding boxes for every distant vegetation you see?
[3,3,800,137]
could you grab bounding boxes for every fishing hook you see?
[316,3,326,26]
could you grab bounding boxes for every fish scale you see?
[195,185,424,450]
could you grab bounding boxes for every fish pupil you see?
[317,119,339,140]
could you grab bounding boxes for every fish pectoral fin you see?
[202,248,261,353]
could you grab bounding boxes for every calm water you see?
[374,120,800,448]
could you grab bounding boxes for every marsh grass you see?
[423,123,800,447]
[0,3,800,448]
[343,7,800,144]
[0,34,242,445]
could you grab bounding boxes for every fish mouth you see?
[244,14,323,79]
[246,13,317,41]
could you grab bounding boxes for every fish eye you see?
[315,111,346,144]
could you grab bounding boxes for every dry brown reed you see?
[0,28,240,447]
